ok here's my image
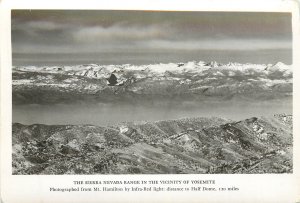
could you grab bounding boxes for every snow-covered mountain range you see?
[12,61,293,174]
[12,61,293,104]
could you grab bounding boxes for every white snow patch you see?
[119,125,129,134]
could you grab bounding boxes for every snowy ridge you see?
[13,60,292,78]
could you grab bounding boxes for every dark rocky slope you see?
[12,114,292,174]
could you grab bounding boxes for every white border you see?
[1,0,300,203]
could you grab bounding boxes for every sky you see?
[11,10,292,65]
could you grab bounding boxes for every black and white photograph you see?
[11,10,293,175]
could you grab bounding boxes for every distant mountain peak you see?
[266,61,291,71]
[273,62,286,67]
[205,61,220,68]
